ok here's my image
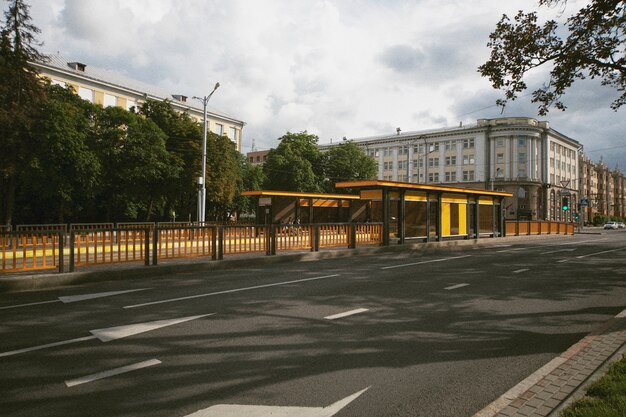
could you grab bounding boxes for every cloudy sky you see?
[23,0,625,168]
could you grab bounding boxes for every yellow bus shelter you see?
[335,180,513,245]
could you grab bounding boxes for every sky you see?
[20,0,626,169]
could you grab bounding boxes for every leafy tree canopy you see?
[479,0,625,114]
[323,141,377,193]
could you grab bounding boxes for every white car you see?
[618,222,625,229]
[604,221,618,230]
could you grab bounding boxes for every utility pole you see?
[193,82,220,223]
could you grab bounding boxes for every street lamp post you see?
[193,82,220,223]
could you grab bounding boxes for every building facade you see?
[579,156,625,223]
[31,55,245,151]
[324,117,582,221]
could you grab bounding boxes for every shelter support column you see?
[398,190,406,245]
[382,189,390,246]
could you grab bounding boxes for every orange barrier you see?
[504,220,575,236]
[1,232,62,273]
[354,223,383,246]
[221,225,267,255]
[16,224,67,233]
[70,228,149,270]
[318,224,350,248]
[155,226,215,262]
[275,224,313,251]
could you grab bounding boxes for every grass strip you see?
[560,354,626,417]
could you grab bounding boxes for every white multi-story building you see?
[327,117,582,221]
[31,55,245,151]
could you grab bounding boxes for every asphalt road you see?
[1,230,625,417]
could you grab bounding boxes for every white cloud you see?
[22,0,625,168]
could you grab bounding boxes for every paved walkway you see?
[474,309,626,417]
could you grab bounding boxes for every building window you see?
[445,171,456,182]
[214,123,224,135]
[496,138,504,147]
[78,87,94,102]
[228,127,237,142]
[445,156,456,166]
[428,172,439,182]
[398,160,407,170]
[428,157,439,167]
[496,153,504,163]
[463,154,475,165]
[550,158,555,168]
[383,147,392,156]
[125,99,137,111]
[445,140,456,151]
[399,146,408,155]
[103,93,117,107]
[463,138,474,149]
[518,136,526,146]
[463,170,475,181]
[518,152,526,163]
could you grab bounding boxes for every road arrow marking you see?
[0,314,214,357]
[65,359,161,387]
[0,288,150,310]
[184,387,370,417]
[91,314,215,342]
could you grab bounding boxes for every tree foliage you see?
[0,0,47,224]
[479,0,625,114]
[323,141,377,193]
[263,131,324,192]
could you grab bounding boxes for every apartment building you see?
[579,156,625,222]
[31,55,245,151]
[325,117,582,221]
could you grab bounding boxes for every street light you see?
[193,82,220,223]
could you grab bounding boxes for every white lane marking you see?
[615,309,626,319]
[0,300,61,310]
[496,247,529,253]
[124,274,340,309]
[0,314,213,357]
[540,248,576,255]
[444,283,469,290]
[512,269,530,274]
[325,308,369,320]
[381,255,471,270]
[91,314,214,342]
[184,387,370,417]
[575,247,626,259]
[59,288,150,303]
[65,359,161,387]
[0,336,97,358]
[0,288,151,310]
[557,259,569,263]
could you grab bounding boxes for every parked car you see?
[604,221,618,230]
[618,222,625,229]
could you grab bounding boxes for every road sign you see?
[580,198,588,207]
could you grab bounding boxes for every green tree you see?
[205,132,241,220]
[323,141,377,193]
[0,0,47,225]
[232,154,265,219]
[138,99,202,220]
[93,106,181,221]
[16,84,100,223]
[479,0,625,114]
[263,131,324,192]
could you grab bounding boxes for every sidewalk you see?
[474,309,626,417]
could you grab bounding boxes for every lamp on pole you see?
[193,82,220,223]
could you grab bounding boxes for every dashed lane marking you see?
[512,269,530,274]
[444,283,469,290]
[325,308,369,320]
[65,359,161,387]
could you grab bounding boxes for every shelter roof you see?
[334,180,512,197]
[241,190,360,200]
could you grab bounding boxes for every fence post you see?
[152,226,159,266]
[314,225,320,252]
[349,223,356,249]
[58,231,64,273]
[218,226,224,260]
[69,232,75,272]
[212,226,217,260]
[144,227,150,266]
[270,224,277,255]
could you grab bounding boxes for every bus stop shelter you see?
[335,180,512,245]
[241,190,367,225]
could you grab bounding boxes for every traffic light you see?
[562,196,569,211]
